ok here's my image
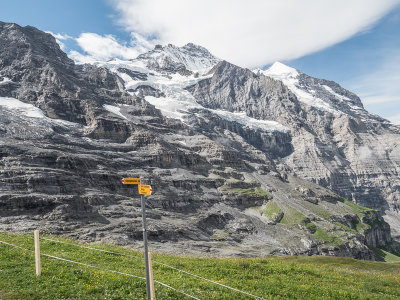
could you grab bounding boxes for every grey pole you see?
[140,177,151,300]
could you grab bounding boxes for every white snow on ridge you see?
[0,77,12,84]
[103,104,128,120]
[262,61,299,79]
[145,93,289,133]
[161,44,220,74]
[145,95,201,121]
[136,44,220,75]
[260,62,339,115]
[0,96,81,127]
[0,97,45,118]
[211,110,289,132]
[102,58,288,133]
[322,85,351,102]
[142,72,206,120]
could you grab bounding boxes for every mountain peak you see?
[264,62,299,78]
[136,42,220,75]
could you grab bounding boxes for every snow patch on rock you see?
[261,62,339,115]
[104,104,128,120]
[0,96,81,127]
[0,97,46,118]
[0,77,12,84]
[102,55,289,133]
[211,109,289,132]
[322,85,351,102]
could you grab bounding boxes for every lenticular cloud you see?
[110,0,400,68]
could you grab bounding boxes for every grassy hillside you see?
[1,232,400,299]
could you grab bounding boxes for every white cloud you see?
[46,32,73,40]
[347,49,400,121]
[388,113,400,124]
[45,31,73,51]
[109,0,400,68]
[68,50,99,64]
[73,32,153,62]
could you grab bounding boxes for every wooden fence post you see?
[148,252,156,300]
[34,230,41,276]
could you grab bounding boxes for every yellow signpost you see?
[121,177,153,299]
[121,178,140,185]
[138,185,152,195]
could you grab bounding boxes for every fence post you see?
[34,230,41,276]
[148,252,156,300]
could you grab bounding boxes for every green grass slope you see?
[1,232,400,299]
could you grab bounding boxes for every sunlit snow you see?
[322,85,351,102]
[100,55,288,133]
[0,97,46,118]
[211,110,289,132]
[103,104,128,120]
[0,96,80,127]
[0,77,11,84]
[261,62,339,114]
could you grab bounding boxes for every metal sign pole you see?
[140,177,151,300]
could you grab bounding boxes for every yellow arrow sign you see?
[138,185,152,195]
[121,178,140,185]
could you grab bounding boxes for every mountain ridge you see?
[0,22,399,259]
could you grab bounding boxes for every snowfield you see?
[261,62,340,115]
[101,53,289,133]
[0,96,81,127]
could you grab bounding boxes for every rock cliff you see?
[0,22,399,259]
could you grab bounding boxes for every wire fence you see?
[0,238,199,300]
[1,235,266,300]
[40,237,265,299]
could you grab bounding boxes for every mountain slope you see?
[188,60,400,238]
[0,22,398,259]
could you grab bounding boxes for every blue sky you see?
[286,7,400,122]
[0,0,399,123]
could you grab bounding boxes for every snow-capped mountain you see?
[101,50,288,133]
[260,62,389,124]
[1,21,399,258]
[135,43,221,75]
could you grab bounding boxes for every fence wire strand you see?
[41,237,265,299]
[0,238,200,300]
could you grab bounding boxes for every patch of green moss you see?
[302,219,342,245]
[332,222,357,234]
[254,187,270,197]
[280,206,307,225]
[351,218,369,231]
[312,226,343,246]
[372,248,400,262]
[305,204,333,220]
[379,242,400,257]
[304,221,317,234]
[342,198,375,217]
[263,201,283,220]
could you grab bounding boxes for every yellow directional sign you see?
[138,184,152,195]
[121,178,140,185]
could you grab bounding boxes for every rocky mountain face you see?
[0,22,399,260]
[189,61,400,235]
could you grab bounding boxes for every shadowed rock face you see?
[0,21,151,125]
[0,22,398,259]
